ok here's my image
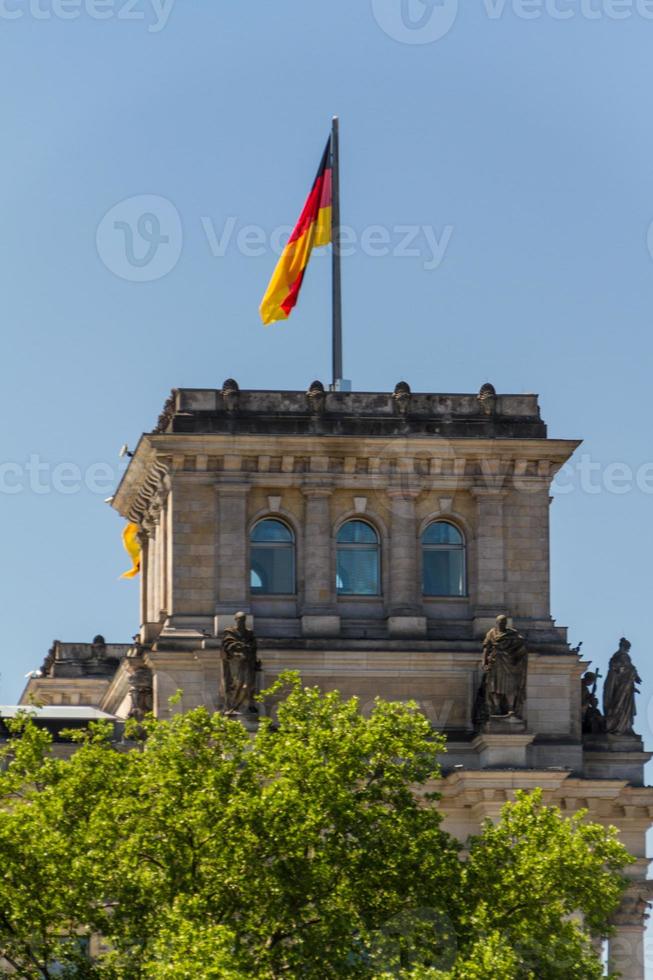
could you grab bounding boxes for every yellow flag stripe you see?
[121,523,141,580]
[260,205,332,325]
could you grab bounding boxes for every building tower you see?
[22,379,653,978]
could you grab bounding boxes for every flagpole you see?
[331,116,343,389]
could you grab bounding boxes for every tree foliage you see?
[0,674,632,978]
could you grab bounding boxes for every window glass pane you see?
[422,521,462,546]
[337,548,379,595]
[422,550,465,597]
[250,546,294,594]
[251,519,293,543]
[337,520,378,545]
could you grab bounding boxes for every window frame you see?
[336,518,382,597]
[249,517,296,596]
[421,519,467,598]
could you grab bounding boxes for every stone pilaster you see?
[216,484,250,615]
[471,487,507,636]
[140,532,149,633]
[387,488,426,637]
[504,485,552,622]
[301,486,339,637]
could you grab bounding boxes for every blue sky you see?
[1,0,653,772]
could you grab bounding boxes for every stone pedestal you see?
[473,729,534,768]
[583,734,651,786]
[484,715,528,735]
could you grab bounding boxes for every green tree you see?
[0,674,632,979]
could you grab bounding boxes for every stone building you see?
[20,379,653,978]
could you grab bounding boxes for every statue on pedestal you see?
[603,638,641,736]
[481,615,528,720]
[126,654,153,722]
[219,613,260,716]
[581,670,605,735]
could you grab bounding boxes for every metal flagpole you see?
[331,116,343,389]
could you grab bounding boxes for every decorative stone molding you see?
[126,458,171,530]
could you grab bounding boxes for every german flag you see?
[260,138,333,325]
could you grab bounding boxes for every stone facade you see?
[20,381,653,977]
[21,637,130,708]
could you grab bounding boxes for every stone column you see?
[140,532,150,634]
[301,486,339,637]
[608,889,649,980]
[215,484,250,625]
[471,487,507,636]
[387,489,426,638]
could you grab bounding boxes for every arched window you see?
[250,519,295,595]
[422,521,466,597]
[336,520,380,596]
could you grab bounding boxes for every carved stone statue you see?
[306,380,326,416]
[393,381,412,417]
[603,638,641,736]
[581,670,604,735]
[478,383,497,417]
[481,615,528,720]
[219,613,260,716]
[40,641,57,677]
[221,378,240,415]
[126,655,153,722]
